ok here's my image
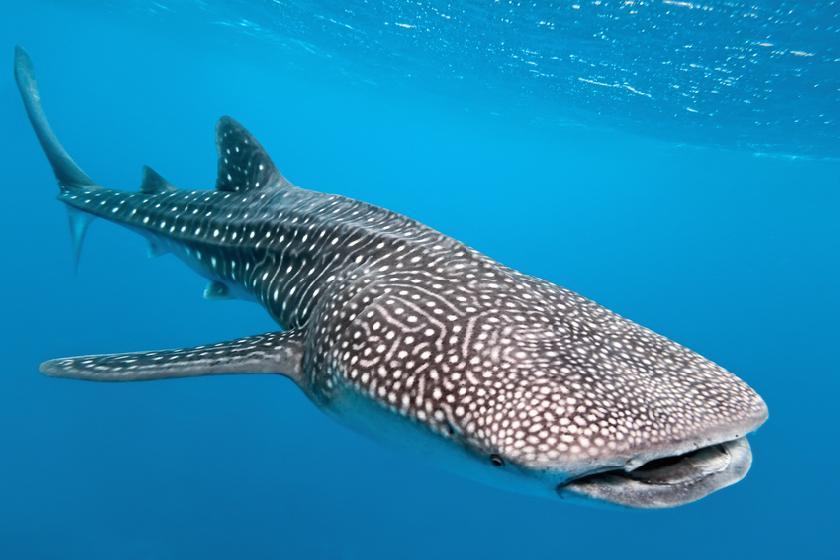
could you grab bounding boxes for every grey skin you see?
[16,47,768,509]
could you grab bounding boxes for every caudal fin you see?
[15,46,99,268]
[13,46,94,189]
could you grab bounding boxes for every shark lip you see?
[556,437,752,508]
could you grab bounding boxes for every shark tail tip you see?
[14,45,95,190]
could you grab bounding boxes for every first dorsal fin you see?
[215,116,289,193]
[140,165,176,194]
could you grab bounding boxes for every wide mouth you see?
[556,437,752,508]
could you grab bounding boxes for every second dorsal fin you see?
[215,116,289,193]
[140,165,176,194]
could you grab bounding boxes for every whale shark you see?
[15,46,768,508]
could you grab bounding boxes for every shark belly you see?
[318,372,568,499]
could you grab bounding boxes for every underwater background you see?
[1,1,838,558]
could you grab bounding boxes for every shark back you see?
[14,46,461,330]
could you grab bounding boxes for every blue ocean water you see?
[1,1,838,558]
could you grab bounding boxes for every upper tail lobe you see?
[14,46,95,190]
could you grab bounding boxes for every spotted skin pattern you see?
[18,47,767,506]
[55,137,766,472]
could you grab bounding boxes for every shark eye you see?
[490,454,504,467]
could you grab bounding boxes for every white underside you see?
[320,377,571,499]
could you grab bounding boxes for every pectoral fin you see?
[39,329,304,383]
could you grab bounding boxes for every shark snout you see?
[555,389,768,508]
[557,437,754,508]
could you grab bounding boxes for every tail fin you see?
[13,46,94,189]
[15,47,97,268]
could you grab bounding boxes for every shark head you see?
[440,299,769,509]
[316,269,768,509]
[547,353,768,509]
